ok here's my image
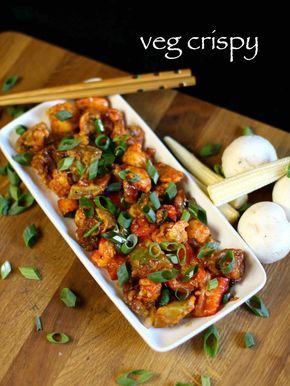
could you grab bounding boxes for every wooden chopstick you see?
[0,69,196,105]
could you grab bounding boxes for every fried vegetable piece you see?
[152,220,188,244]
[123,282,155,320]
[75,216,100,251]
[187,219,210,245]
[206,249,245,281]
[101,108,126,138]
[122,144,148,168]
[76,97,109,112]
[193,277,229,317]
[16,122,50,153]
[127,124,145,145]
[155,162,184,183]
[130,216,157,238]
[174,189,187,215]
[31,146,56,185]
[68,174,110,199]
[96,208,116,232]
[91,238,116,267]
[124,166,152,193]
[123,180,138,204]
[47,102,79,136]
[49,170,73,197]
[77,111,100,145]
[137,279,162,303]
[168,266,210,293]
[57,198,78,216]
[106,254,126,280]
[153,296,196,327]
[157,205,177,222]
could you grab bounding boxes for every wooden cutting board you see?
[0,32,289,386]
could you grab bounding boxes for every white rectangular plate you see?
[0,95,266,352]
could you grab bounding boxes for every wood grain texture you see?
[0,32,289,386]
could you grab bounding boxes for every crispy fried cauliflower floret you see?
[47,102,79,136]
[31,145,56,185]
[76,97,109,112]
[91,238,116,268]
[57,198,78,216]
[96,208,116,232]
[123,166,151,193]
[76,111,100,145]
[155,162,184,183]
[48,170,73,197]
[16,122,50,153]
[122,143,148,168]
[137,279,162,303]
[152,220,189,244]
[187,219,210,245]
[127,124,145,145]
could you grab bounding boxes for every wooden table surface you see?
[0,32,289,386]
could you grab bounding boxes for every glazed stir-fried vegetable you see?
[14,96,246,327]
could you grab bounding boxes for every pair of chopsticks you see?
[0,69,196,106]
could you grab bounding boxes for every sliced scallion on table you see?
[0,195,10,216]
[46,332,70,344]
[1,261,12,279]
[8,192,35,215]
[147,268,179,283]
[35,316,43,332]
[2,74,20,91]
[9,185,21,201]
[146,159,159,184]
[7,164,20,186]
[60,288,77,308]
[0,164,8,175]
[58,156,75,171]
[115,369,154,385]
[203,324,220,357]
[245,295,269,317]
[244,332,256,348]
[23,224,39,247]
[117,262,131,286]
[199,143,221,157]
[55,109,73,121]
[19,266,41,280]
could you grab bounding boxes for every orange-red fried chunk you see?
[49,170,72,197]
[155,162,184,183]
[16,122,50,153]
[123,166,151,193]
[153,296,196,327]
[130,216,157,238]
[187,219,210,245]
[137,279,162,303]
[57,198,78,216]
[47,103,79,136]
[207,249,245,281]
[76,97,109,112]
[91,238,116,268]
[122,143,147,168]
[152,220,188,244]
[127,124,145,145]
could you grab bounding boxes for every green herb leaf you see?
[142,204,156,223]
[159,288,170,306]
[19,266,41,280]
[245,295,269,317]
[95,118,105,133]
[147,268,179,283]
[13,152,34,166]
[55,109,73,121]
[199,143,221,157]
[117,262,131,286]
[9,185,21,201]
[0,195,11,215]
[2,75,20,91]
[197,242,219,259]
[15,125,28,135]
[0,164,8,175]
[181,209,190,221]
[8,192,35,215]
[60,288,77,308]
[208,278,218,290]
[165,182,177,200]
[35,316,43,332]
[287,164,290,178]
[23,224,39,247]
[83,222,101,238]
[116,369,154,385]
[188,199,207,225]
[1,261,12,279]
[203,324,220,357]
[58,137,81,151]
[95,134,111,151]
[46,332,70,344]
[244,332,256,348]
[88,158,99,180]
[75,160,86,176]
[242,126,254,136]
[201,375,211,386]
[182,265,198,282]
[7,164,20,186]
[58,156,75,171]
[146,160,159,184]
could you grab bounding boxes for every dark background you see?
[1,3,289,132]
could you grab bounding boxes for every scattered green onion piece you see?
[7,165,20,186]
[197,242,220,259]
[165,182,177,200]
[2,75,20,91]
[159,288,170,306]
[146,159,159,184]
[201,375,211,386]
[75,160,86,176]
[121,234,138,254]
[118,212,132,229]
[13,152,34,166]
[83,222,101,238]
[23,224,39,247]
[199,143,221,157]
[55,109,73,121]
[15,125,28,135]
[95,118,105,133]
[287,164,290,178]
[88,158,99,180]
[95,134,111,151]
[148,242,162,259]
[112,134,130,142]
[95,195,117,215]
[167,254,179,264]
[19,266,41,280]
[6,105,29,118]
[114,141,127,158]
[242,126,254,136]
[106,182,122,192]
[142,205,156,223]
[60,288,77,307]
[103,230,127,245]
[117,262,131,286]
[156,208,168,225]
[0,195,10,215]
[8,192,35,215]
[222,291,233,304]
[219,250,236,274]
[181,209,190,221]
[58,137,80,151]
[35,316,43,332]
[208,278,218,290]
[9,185,21,201]
[182,265,198,282]
[176,244,187,265]
[58,156,75,171]
[116,369,154,385]
[203,324,220,357]
[0,164,8,176]
[119,169,140,183]
[147,268,179,283]
[159,241,180,251]
[175,289,189,300]
[79,197,94,208]
[213,163,224,177]
[149,192,161,210]
[1,261,12,279]
[245,295,270,317]
[188,199,207,225]
[46,332,70,344]
[244,332,256,348]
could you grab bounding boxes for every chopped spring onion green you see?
[35,316,43,332]
[148,242,162,259]
[83,222,101,238]
[46,332,70,344]
[95,118,105,133]
[142,205,156,223]
[119,169,140,183]
[19,266,41,280]
[117,262,131,286]
[156,208,168,225]
[175,289,189,300]
[175,383,192,386]
[149,191,161,210]
[208,278,218,290]
[102,230,127,245]
[287,164,290,178]
[181,209,190,221]
[76,160,86,176]
[58,156,75,171]
[118,212,132,229]
[147,268,179,283]
[95,134,111,150]
[219,250,236,274]
[8,192,35,215]
[95,195,117,215]
[6,105,30,118]
[0,195,10,216]
[114,141,127,158]
[88,158,99,180]
[23,224,39,247]
[165,182,177,200]
[13,152,34,166]
[182,265,198,282]
[55,109,73,121]
[106,182,122,192]
[121,234,138,254]
[222,291,233,304]
[197,242,220,259]
[0,164,8,175]
[112,134,130,142]
[244,332,256,348]
[15,125,28,135]
[7,164,20,186]
[166,254,179,265]
[188,199,207,225]
[203,324,220,357]
[60,288,77,308]
[9,185,21,201]
[146,159,159,184]
[199,143,221,157]
[58,137,81,151]
[201,375,211,386]
[115,369,154,385]
[79,197,94,208]
[2,75,20,91]
[242,126,254,136]
[159,241,180,251]
[159,288,170,306]
[245,295,269,317]
[1,261,12,279]
[213,163,224,177]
